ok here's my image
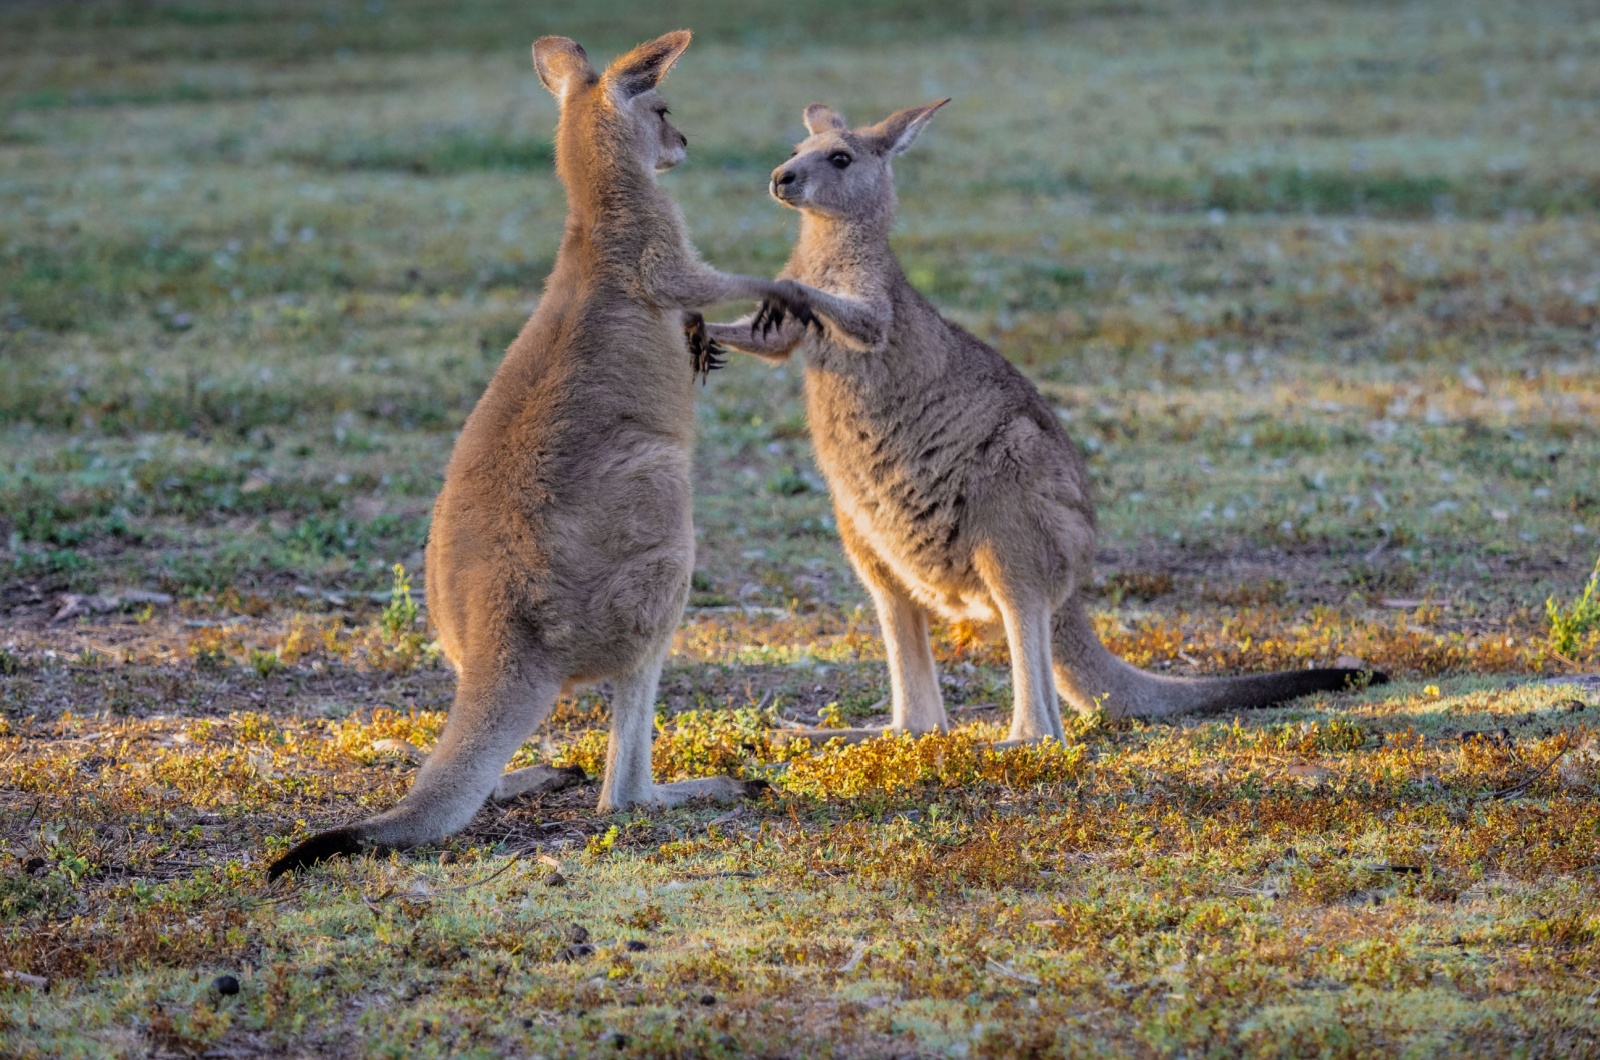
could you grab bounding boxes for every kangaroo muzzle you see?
[770,165,801,202]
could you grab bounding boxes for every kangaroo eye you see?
[829,152,852,169]
[656,107,670,119]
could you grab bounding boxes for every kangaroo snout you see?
[770,166,801,202]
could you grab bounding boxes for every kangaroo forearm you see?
[801,288,890,351]
[654,265,774,309]
[705,318,800,361]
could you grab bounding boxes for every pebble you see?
[544,872,567,887]
[624,940,648,953]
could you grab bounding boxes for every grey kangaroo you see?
[268,31,812,880]
[709,100,1384,743]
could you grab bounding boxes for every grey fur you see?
[268,31,796,879]
[709,100,1382,739]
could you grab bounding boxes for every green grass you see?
[3,0,1600,1055]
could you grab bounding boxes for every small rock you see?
[544,872,567,888]
[699,993,716,1006]
[624,939,647,953]
[212,974,240,996]
[567,925,590,944]
[560,943,595,962]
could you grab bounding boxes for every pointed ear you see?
[866,98,950,156]
[533,36,597,100]
[802,103,847,136]
[604,29,692,99]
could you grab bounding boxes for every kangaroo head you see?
[769,99,949,221]
[533,30,692,176]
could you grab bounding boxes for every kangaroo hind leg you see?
[599,642,763,811]
[766,520,945,747]
[268,665,559,879]
[975,547,1065,745]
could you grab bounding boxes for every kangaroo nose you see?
[774,169,797,187]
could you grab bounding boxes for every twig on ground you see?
[443,844,543,893]
[1,970,49,990]
[1485,740,1573,800]
[985,958,1041,985]
[361,886,397,912]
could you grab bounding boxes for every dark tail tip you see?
[266,826,366,882]
[1312,667,1390,694]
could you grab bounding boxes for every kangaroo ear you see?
[803,103,847,135]
[533,36,597,100]
[866,98,950,156]
[604,29,692,99]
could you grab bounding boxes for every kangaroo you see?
[710,100,1385,743]
[267,31,813,880]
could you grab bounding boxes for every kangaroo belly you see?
[806,375,999,624]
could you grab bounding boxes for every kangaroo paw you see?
[752,297,787,338]
[266,826,366,882]
[684,311,727,385]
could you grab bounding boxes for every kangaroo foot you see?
[492,764,588,803]
[768,726,894,747]
[988,736,1063,751]
[649,777,770,807]
[266,825,367,882]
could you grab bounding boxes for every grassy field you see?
[4,0,1600,1055]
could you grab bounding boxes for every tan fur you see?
[267,32,801,879]
[711,101,1382,740]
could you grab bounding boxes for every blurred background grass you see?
[1,0,1597,613]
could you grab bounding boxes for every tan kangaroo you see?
[267,31,811,880]
[710,100,1385,743]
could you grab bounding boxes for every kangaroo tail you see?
[267,672,557,881]
[1050,594,1386,719]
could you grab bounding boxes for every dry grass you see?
[3,0,1600,1055]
